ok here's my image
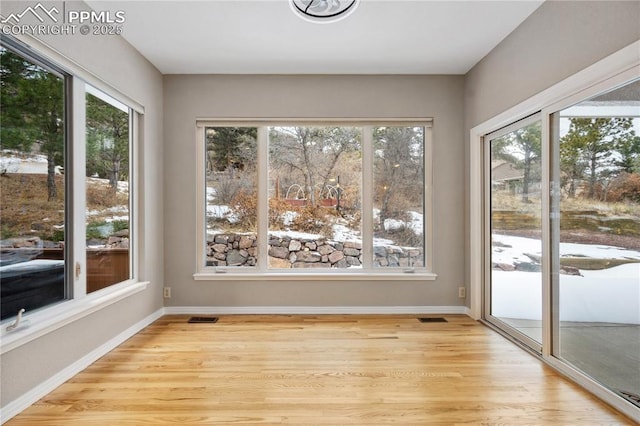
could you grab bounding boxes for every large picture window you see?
[198,122,432,276]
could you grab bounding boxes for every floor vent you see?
[418,317,447,323]
[188,317,219,323]
[619,390,640,407]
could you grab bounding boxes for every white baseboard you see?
[164,305,471,315]
[1,308,164,424]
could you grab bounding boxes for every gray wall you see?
[1,1,164,408]
[163,75,466,308]
[463,0,640,300]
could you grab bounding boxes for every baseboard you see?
[1,308,164,424]
[164,305,470,315]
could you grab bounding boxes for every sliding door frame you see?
[482,113,543,353]
[469,41,640,421]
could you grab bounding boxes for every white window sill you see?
[0,280,148,354]
[193,271,437,281]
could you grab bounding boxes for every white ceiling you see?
[86,0,544,75]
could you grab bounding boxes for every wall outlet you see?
[163,287,171,298]
[458,287,466,298]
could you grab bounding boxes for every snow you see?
[492,234,640,264]
[372,209,424,235]
[270,230,323,240]
[206,205,239,224]
[491,234,640,324]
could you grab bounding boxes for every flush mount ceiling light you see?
[290,0,360,24]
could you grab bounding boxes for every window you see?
[198,121,433,277]
[85,86,133,293]
[0,45,68,320]
[0,38,139,328]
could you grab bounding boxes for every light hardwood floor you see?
[6,315,635,425]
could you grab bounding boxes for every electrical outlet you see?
[163,287,171,298]
[458,287,466,298]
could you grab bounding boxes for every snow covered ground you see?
[492,234,640,324]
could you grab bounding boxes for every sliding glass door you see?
[483,76,640,412]
[485,115,542,350]
[550,78,640,407]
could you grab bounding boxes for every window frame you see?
[0,35,147,354]
[194,119,436,281]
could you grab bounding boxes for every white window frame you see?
[469,40,640,421]
[0,35,148,354]
[194,119,436,281]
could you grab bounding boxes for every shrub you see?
[607,173,640,203]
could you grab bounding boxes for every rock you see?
[269,246,289,259]
[328,250,344,264]
[344,240,362,249]
[107,236,122,245]
[334,243,344,251]
[215,235,229,244]
[343,247,360,257]
[305,241,317,250]
[377,257,389,267]
[317,244,335,255]
[296,251,321,263]
[226,249,245,266]
[560,265,582,276]
[269,257,291,269]
[213,252,226,260]
[289,240,302,251]
[374,246,387,257]
[346,256,361,266]
[515,262,541,272]
[334,258,348,268]
[239,235,253,249]
[212,243,227,253]
[289,252,297,263]
[493,262,515,271]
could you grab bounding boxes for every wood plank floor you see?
[6,315,635,425]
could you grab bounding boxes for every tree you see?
[490,122,541,203]
[269,126,360,207]
[560,117,634,199]
[86,94,129,190]
[206,127,257,174]
[0,48,65,200]
[373,126,424,226]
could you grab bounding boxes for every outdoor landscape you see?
[204,125,425,269]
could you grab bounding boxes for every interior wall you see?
[163,74,466,308]
[463,0,640,300]
[0,1,164,408]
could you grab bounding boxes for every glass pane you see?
[268,126,361,269]
[85,87,131,292]
[0,46,66,319]
[373,126,425,268]
[490,120,542,344]
[553,79,640,405]
[205,127,258,267]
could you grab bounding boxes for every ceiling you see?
[86,0,544,75]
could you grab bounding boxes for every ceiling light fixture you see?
[289,0,360,24]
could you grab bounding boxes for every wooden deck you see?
[5,315,634,425]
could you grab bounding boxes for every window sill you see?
[193,272,437,281]
[0,280,149,354]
